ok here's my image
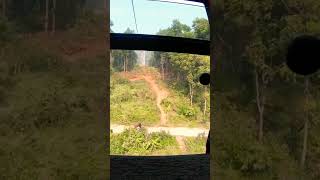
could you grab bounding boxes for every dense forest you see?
[211,0,320,179]
[1,0,107,179]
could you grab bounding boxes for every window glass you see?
[110,50,210,156]
[110,0,209,40]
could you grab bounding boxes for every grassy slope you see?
[1,57,107,179]
[110,73,160,126]
[111,67,210,128]
[0,22,108,179]
[110,67,208,155]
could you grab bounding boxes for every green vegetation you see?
[211,0,320,179]
[111,128,179,155]
[161,90,209,128]
[150,20,211,125]
[2,0,320,179]
[110,67,209,128]
[0,48,107,179]
[0,2,107,179]
[3,0,87,32]
[0,51,107,179]
[111,73,160,126]
[111,28,138,72]
[184,135,207,154]
[112,2,320,178]
[110,19,211,130]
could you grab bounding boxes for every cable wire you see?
[130,0,205,34]
[147,0,204,7]
[131,0,139,33]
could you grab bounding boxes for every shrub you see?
[177,105,196,117]
[185,135,206,153]
[111,129,177,155]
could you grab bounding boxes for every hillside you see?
[0,11,108,178]
[110,66,209,155]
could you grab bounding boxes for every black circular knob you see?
[199,73,210,85]
[286,35,320,76]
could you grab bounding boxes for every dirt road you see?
[127,70,169,125]
[142,75,168,125]
[111,124,209,137]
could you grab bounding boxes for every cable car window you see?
[110,48,210,155]
[110,0,209,40]
[110,0,210,156]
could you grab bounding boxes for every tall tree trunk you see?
[203,86,207,118]
[255,69,265,142]
[123,58,125,72]
[125,57,128,72]
[51,0,56,35]
[161,62,164,80]
[45,0,49,33]
[301,116,309,169]
[160,56,165,80]
[301,77,310,169]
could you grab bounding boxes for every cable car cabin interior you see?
[110,0,211,179]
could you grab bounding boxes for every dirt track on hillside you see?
[126,69,169,125]
[117,68,208,152]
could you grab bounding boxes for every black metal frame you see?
[111,33,210,55]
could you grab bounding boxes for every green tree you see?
[279,0,320,171]
[214,0,320,178]
[226,0,283,142]
[6,0,86,33]
[192,18,209,40]
[111,28,137,72]
[158,19,193,38]
[151,19,210,112]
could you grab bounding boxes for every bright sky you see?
[110,0,208,34]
